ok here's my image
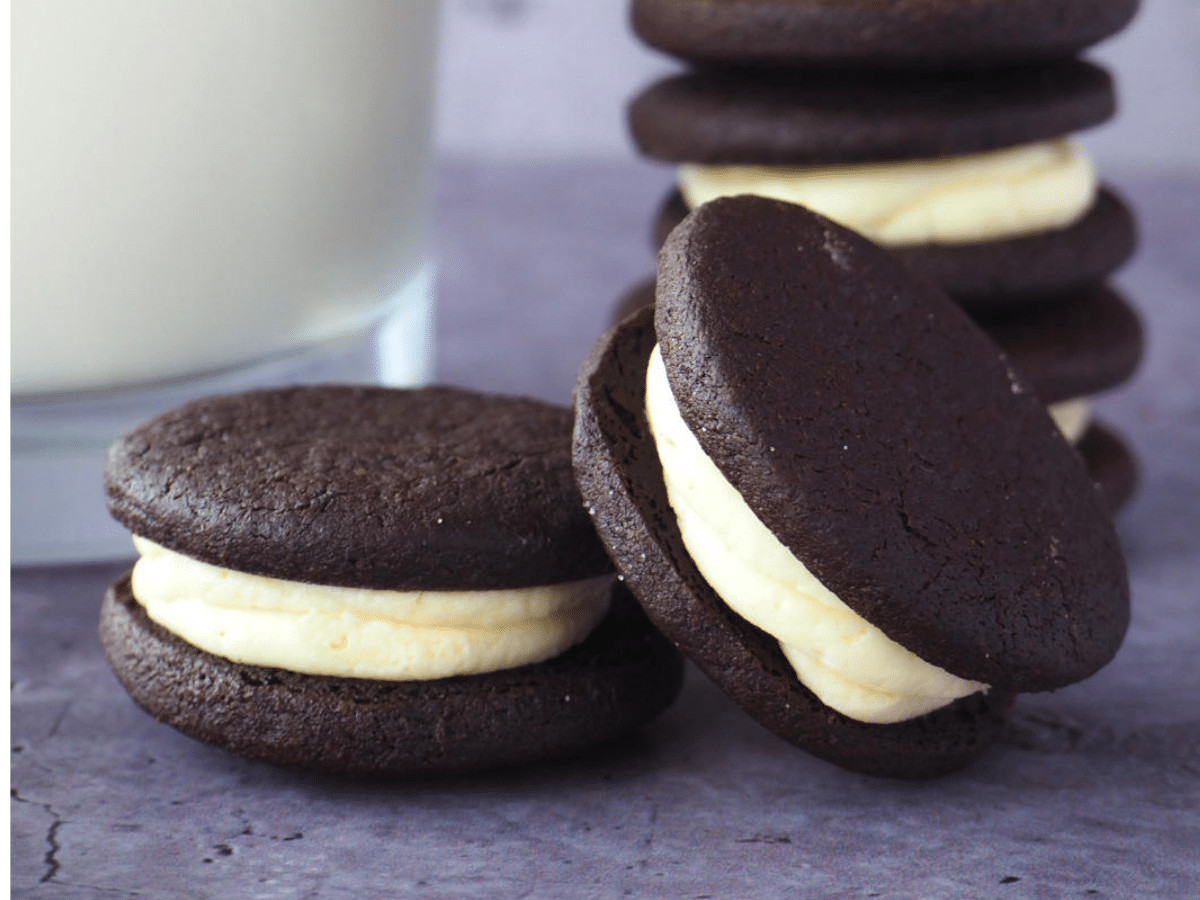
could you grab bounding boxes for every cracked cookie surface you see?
[105,385,613,590]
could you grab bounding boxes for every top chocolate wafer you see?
[632,0,1139,68]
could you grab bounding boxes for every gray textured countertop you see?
[12,161,1200,899]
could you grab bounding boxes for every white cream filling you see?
[678,139,1096,247]
[644,346,987,724]
[130,536,612,680]
[1048,397,1091,445]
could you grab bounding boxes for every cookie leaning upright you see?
[102,385,684,775]
[574,196,1130,778]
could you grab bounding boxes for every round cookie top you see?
[631,0,1139,69]
[630,61,1115,165]
[654,196,1128,692]
[105,385,613,590]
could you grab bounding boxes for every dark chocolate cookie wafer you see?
[631,0,1139,69]
[100,574,684,776]
[575,197,1129,776]
[892,190,1136,309]
[106,385,611,590]
[652,187,1137,310]
[630,63,1115,166]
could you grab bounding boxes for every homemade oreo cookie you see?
[101,385,684,775]
[575,197,1129,778]
[632,62,1135,310]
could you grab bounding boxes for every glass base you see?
[11,265,436,565]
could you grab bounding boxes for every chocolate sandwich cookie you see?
[101,386,684,775]
[632,63,1135,310]
[575,196,1129,778]
[631,0,1139,69]
[630,64,1116,167]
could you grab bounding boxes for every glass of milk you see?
[12,0,441,563]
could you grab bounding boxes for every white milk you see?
[12,0,439,395]
[11,0,439,564]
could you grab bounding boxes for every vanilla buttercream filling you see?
[644,346,987,724]
[1047,397,1091,445]
[129,536,612,680]
[678,139,1096,247]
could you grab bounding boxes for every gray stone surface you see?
[11,162,1200,898]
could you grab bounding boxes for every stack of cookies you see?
[623,0,1144,512]
[95,4,1141,782]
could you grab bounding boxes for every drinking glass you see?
[12,0,441,563]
